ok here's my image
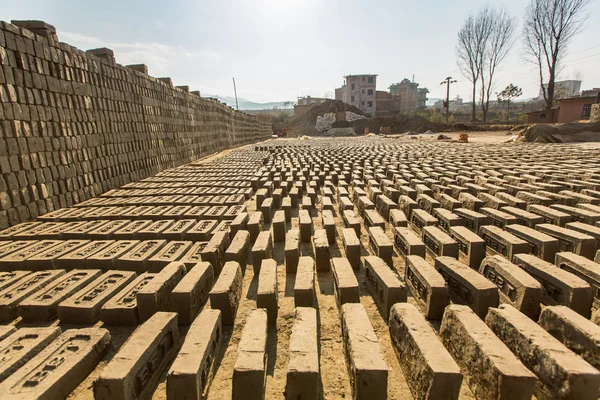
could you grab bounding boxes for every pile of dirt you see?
[514,121,600,143]
[288,100,365,136]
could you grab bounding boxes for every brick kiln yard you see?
[0,137,600,400]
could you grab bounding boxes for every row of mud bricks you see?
[0,138,600,399]
[0,19,272,229]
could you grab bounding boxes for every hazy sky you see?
[3,0,600,103]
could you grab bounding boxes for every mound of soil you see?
[288,100,365,136]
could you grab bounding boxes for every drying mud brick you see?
[261,197,273,223]
[252,231,273,273]
[209,261,243,325]
[19,269,101,321]
[137,261,187,322]
[100,273,155,326]
[454,208,490,234]
[364,256,407,320]
[405,255,450,320]
[389,209,408,227]
[539,305,600,370]
[25,240,90,270]
[449,226,485,270]
[0,270,65,321]
[368,226,393,265]
[0,328,109,399]
[180,241,209,268]
[0,271,31,292]
[479,225,529,260]
[230,212,249,238]
[0,326,61,383]
[167,309,222,400]
[201,231,231,276]
[272,210,286,242]
[422,225,459,259]
[233,309,268,400]
[284,229,301,273]
[389,303,462,400]
[394,226,425,259]
[94,312,180,400]
[286,307,319,400]
[331,257,360,306]
[341,303,388,400]
[294,256,315,308]
[313,229,330,271]
[118,239,166,273]
[0,240,63,271]
[322,210,336,244]
[342,209,361,236]
[225,230,251,271]
[56,240,115,270]
[555,252,600,307]
[527,204,573,226]
[342,228,361,270]
[486,304,600,400]
[0,325,16,342]
[434,256,499,319]
[410,209,437,236]
[282,197,292,221]
[58,270,136,324]
[86,240,140,270]
[505,224,560,262]
[147,241,193,272]
[299,209,312,242]
[440,305,536,400]
[479,255,543,319]
[257,259,278,323]
[364,209,386,230]
[170,262,214,325]
[248,212,265,243]
[432,208,463,233]
[480,207,518,229]
[536,224,597,259]
[512,253,593,317]
[501,206,544,227]
[185,220,218,242]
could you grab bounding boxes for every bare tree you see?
[524,0,591,110]
[479,7,517,122]
[457,6,516,122]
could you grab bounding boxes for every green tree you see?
[497,84,523,123]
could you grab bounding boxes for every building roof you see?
[556,96,597,102]
[344,74,378,78]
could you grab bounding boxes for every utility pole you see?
[440,77,457,123]
[232,77,239,111]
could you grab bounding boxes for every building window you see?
[361,101,365,106]
[351,95,355,102]
[361,89,365,94]
[367,101,373,107]
[368,77,374,83]
[351,83,355,90]
[582,104,592,118]
[367,89,373,95]
[540,113,547,119]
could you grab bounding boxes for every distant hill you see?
[202,94,293,110]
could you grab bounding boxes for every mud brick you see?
[87,219,132,239]
[479,207,518,229]
[340,228,360,271]
[415,193,439,215]
[362,210,384,232]
[500,206,544,227]
[167,309,222,399]
[201,231,231,275]
[170,261,214,325]
[448,226,486,270]
[342,209,361,236]
[0,270,65,321]
[257,259,278,323]
[297,209,311,243]
[0,240,62,271]
[226,194,246,206]
[0,222,42,241]
[374,194,395,221]
[578,203,600,214]
[536,223,597,258]
[422,225,459,259]
[285,307,319,400]
[555,252,600,307]
[538,305,600,370]
[551,204,600,225]
[513,253,593,317]
[100,272,153,325]
[248,212,264,243]
[160,219,196,240]
[251,231,273,274]
[495,191,527,209]
[516,191,553,206]
[205,205,228,221]
[389,303,462,399]
[95,312,179,400]
[284,229,301,273]
[278,197,291,223]
[477,192,508,210]
[112,220,153,239]
[273,188,284,208]
[115,240,166,272]
[209,261,243,325]
[312,229,330,271]
[566,222,600,250]
[405,255,449,320]
[435,256,499,318]
[440,305,536,400]
[453,208,491,233]
[341,303,388,400]
[225,230,251,271]
[24,239,89,270]
[0,328,110,399]
[271,210,286,243]
[431,208,462,234]
[479,255,543,318]
[10,223,62,240]
[0,326,16,342]
[398,195,419,220]
[457,192,483,211]
[58,270,136,324]
[0,270,31,291]
[179,241,209,268]
[230,212,249,238]
[54,240,112,269]
[479,225,529,260]
[339,197,354,213]
[364,256,407,319]
[537,189,577,206]
[0,326,62,382]
[147,241,193,272]
[19,269,101,321]
[560,190,600,204]
[366,226,391,263]
[232,308,268,400]
[398,185,417,200]
[486,304,600,400]
[356,195,375,218]
[527,204,572,227]
[331,257,360,306]
[289,187,299,207]
[394,226,425,259]
[505,224,559,262]
[295,256,315,307]
[307,187,318,205]
[185,220,218,242]
[182,205,209,220]
[388,209,407,228]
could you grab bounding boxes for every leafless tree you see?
[457,6,516,122]
[524,0,591,110]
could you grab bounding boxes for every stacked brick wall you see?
[591,104,600,122]
[0,21,271,228]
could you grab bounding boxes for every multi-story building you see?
[538,80,582,100]
[389,79,429,113]
[335,74,377,116]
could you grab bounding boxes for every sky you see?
[2,0,600,103]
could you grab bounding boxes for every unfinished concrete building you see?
[335,74,377,116]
